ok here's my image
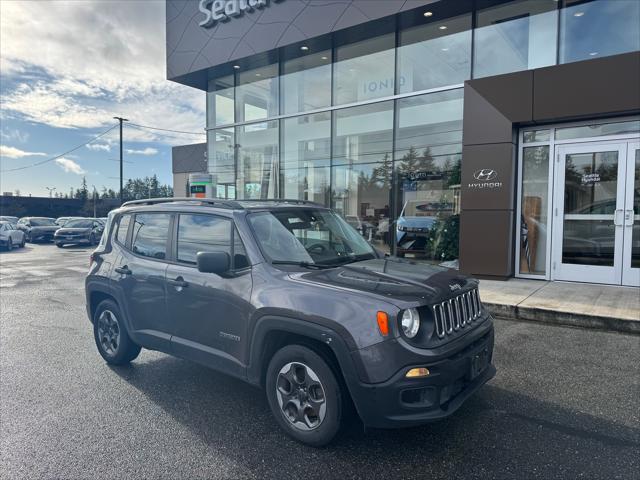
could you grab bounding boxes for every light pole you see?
[45,186,56,198]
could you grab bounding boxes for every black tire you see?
[56,243,64,248]
[93,299,141,365]
[266,345,342,447]
[6,238,12,251]
[20,237,25,248]
[25,232,32,243]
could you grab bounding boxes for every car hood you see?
[56,227,91,234]
[290,257,475,306]
[397,216,437,228]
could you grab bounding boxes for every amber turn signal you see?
[405,367,430,378]
[376,311,389,336]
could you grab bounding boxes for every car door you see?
[112,212,172,352]
[166,212,253,377]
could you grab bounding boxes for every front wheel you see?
[93,299,141,365]
[266,345,342,447]
[25,232,32,243]
[6,238,12,251]
[20,237,25,248]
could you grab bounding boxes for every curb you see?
[485,302,640,335]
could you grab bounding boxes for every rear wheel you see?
[266,345,342,447]
[93,299,141,365]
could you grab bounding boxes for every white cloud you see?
[0,0,205,144]
[55,157,86,175]
[0,145,47,158]
[86,143,111,152]
[0,127,29,144]
[125,147,158,156]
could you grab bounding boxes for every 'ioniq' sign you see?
[199,0,285,28]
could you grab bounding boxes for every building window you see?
[397,13,472,93]
[523,129,551,143]
[281,50,332,115]
[207,76,234,127]
[473,0,558,79]
[236,63,279,123]
[236,121,279,199]
[207,128,236,198]
[280,112,331,205]
[555,120,640,141]
[333,34,396,106]
[394,89,464,264]
[560,0,640,64]
[519,146,550,275]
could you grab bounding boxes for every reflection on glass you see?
[473,0,558,78]
[560,0,640,64]
[562,151,618,266]
[282,51,332,114]
[281,112,331,205]
[632,149,640,269]
[332,102,394,252]
[394,89,463,264]
[520,146,549,275]
[208,128,236,198]
[236,121,279,199]
[333,34,396,105]
[523,129,550,143]
[555,120,640,141]
[236,64,279,123]
[208,76,234,126]
[398,14,471,93]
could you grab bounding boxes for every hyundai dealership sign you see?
[199,0,285,28]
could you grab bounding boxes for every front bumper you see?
[30,231,56,241]
[348,319,495,428]
[55,236,91,244]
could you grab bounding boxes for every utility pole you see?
[45,187,56,198]
[113,116,128,204]
[92,185,97,218]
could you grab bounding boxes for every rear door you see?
[166,212,253,377]
[113,212,172,351]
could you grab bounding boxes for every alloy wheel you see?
[275,362,327,431]
[97,310,121,356]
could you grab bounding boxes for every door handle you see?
[614,209,624,227]
[624,210,635,227]
[168,276,188,288]
[115,266,132,275]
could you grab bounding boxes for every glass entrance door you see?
[622,142,640,286]
[552,143,626,284]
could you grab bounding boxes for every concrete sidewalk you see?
[479,278,640,334]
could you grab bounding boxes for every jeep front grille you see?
[432,289,482,339]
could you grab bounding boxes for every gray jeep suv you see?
[85,198,495,446]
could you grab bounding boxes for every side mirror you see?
[197,251,230,275]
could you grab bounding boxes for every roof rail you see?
[237,199,325,207]
[120,197,242,209]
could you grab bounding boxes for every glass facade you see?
[203,0,639,263]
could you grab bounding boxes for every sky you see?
[0,0,205,197]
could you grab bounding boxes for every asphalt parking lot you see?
[1,243,638,479]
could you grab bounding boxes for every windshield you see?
[64,219,94,228]
[248,209,376,265]
[30,218,56,226]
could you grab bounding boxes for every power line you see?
[0,125,118,173]
[127,122,205,136]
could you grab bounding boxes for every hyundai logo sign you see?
[199,0,285,28]
[473,169,498,182]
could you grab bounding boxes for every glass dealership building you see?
[167,0,640,286]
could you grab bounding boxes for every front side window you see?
[177,214,231,265]
[116,214,131,245]
[131,213,171,260]
[248,209,376,265]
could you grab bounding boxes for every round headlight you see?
[401,308,420,338]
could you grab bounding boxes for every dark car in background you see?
[55,216,82,227]
[17,217,59,243]
[0,216,19,224]
[86,198,495,447]
[0,221,26,250]
[54,218,104,247]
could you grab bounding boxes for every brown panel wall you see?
[459,51,640,280]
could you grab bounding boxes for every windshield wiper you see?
[333,253,376,266]
[271,261,335,270]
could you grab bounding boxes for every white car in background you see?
[0,221,26,250]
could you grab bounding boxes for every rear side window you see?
[177,214,231,265]
[116,215,131,245]
[131,213,171,260]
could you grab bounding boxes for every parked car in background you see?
[17,217,59,243]
[86,198,495,446]
[54,218,104,247]
[0,221,26,250]
[0,216,19,224]
[55,216,82,226]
